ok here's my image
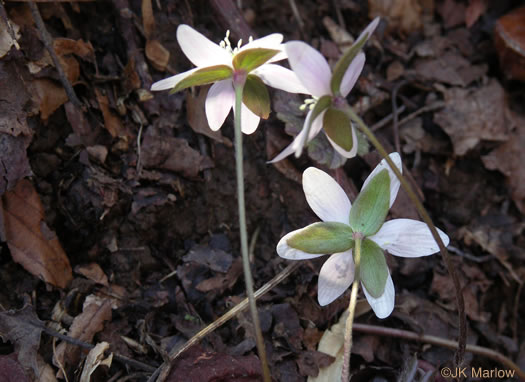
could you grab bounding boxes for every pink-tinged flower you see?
[270,17,380,163]
[151,25,307,134]
[276,153,449,318]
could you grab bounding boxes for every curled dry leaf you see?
[146,39,170,72]
[74,263,110,287]
[94,88,123,138]
[79,342,113,382]
[1,179,72,288]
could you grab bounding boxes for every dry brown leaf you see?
[465,0,487,27]
[415,52,486,86]
[1,179,72,288]
[437,0,466,28]
[146,39,170,72]
[142,0,155,38]
[0,134,32,195]
[434,79,509,156]
[187,88,229,145]
[31,79,68,121]
[0,355,30,382]
[79,342,112,382]
[75,263,109,286]
[94,88,123,138]
[54,295,112,373]
[53,38,94,62]
[369,0,422,34]
[0,17,20,58]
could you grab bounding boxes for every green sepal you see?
[287,222,354,254]
[296,94,332,157]
[243,74,271,119]
[330,34,368,96]
[232,48,280,73]
[349,169,390,236]
[170,65,233,94]
[357,239,388,298]
[322,108,353,151]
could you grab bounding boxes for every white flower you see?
[276,152,449,318]
[269,18,379,163]
[151,25,307,134]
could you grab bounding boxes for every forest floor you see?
[1,0,525,381]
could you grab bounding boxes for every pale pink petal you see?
[150,68,199,91]
[242,33,283,50]
[284,41,332,97]
[253,65,309,94]
[177,24,231,67]
[362,271,395,319]
[205,79,235,131]
[276,228,327,260]
[233,102,260,134]
[268,141,296,163]
[303,167,351,223]
[325,123,358,159]
[340,52,365,97]
[318,250,355,306]
[371,219,449,258]
[361,152,402,208]
[354,17,380,48]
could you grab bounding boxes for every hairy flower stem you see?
[343,105,467,368]
[233,81,271,382]
[341,234,363,382]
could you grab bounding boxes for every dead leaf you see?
[1,179,72,288]
[186,88,229,145]
[0,306,43,377]
[494,6,525,81]
[183,244,233,273]
[74,263,109,286]
[53,38,94,62]
[415,52,486,86]
[297,350,335,377]
[369,0,422,34]
[0,134,32,195]
[465,0,487,28]
[94,88,123,138]
[482,114,525,214]
[54,295,112,373]
[31,79,68,121]
[323,16,353,46]
[146,39,170,71]
[434,79,509,156]
[0,18,20,58]
[437,0,466,28]
[0,355,30,382]
[79,342,112,382]
[142,0,155,38]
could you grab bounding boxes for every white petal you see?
[284,41,332,97]
[354,17,380,48]
[253,65,309,94]
[362,271,395,319]
[177,24,231,67]
[318,250,355,306]
[242,33,283,50]
[268,140,296,163]
[233,102,260,134]
[340,52,365,97]
[325,122,358,159]
[361,152,402,208]
[372,219,449,258]
[303,167,351,223]
[276,228,327,260]
[205,79,235,131]
[150,68,199,91]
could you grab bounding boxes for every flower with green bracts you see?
[269,17,379,163]
[276,152,449,318]
[150,25,307,134]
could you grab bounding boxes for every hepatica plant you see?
[277,152,450,318]
[151,24,307,134]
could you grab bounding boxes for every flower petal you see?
[325,122,358,158]
[234,102,260,134]
[303,167,351,223]
[354,17,380,48]
[284,41,332,97]
[340,52,365,97]
[371,219,449,257]
[151,68,199,91]
[318,250,355,306]
[361,152,402,208]
[253,64,309,94]
[177,24,231,67]
[205,79,235,131]
[242,33,283,50]
[362,271,395,319]
[276,228,327,260]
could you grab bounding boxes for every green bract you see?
[232,48,280,73]
[330,33,369,96]
[287,222,354,254]
[349,169,390,236]
[322,108,353,151]
[243,75,271,119]
[358,239,388,298]
[170,65,233,94]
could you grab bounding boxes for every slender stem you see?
[233,81,271,382]
[344,106,467,367]
[341,235,362,382]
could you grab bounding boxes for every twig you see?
[371,105,406,132]
[147,262,300,382]
[28,1,82,108]
[353,323,525,381]
[288,0,304,33]
[345,106,467,369]
[391,80,407,154]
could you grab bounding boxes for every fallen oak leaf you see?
[0,179,72,288]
